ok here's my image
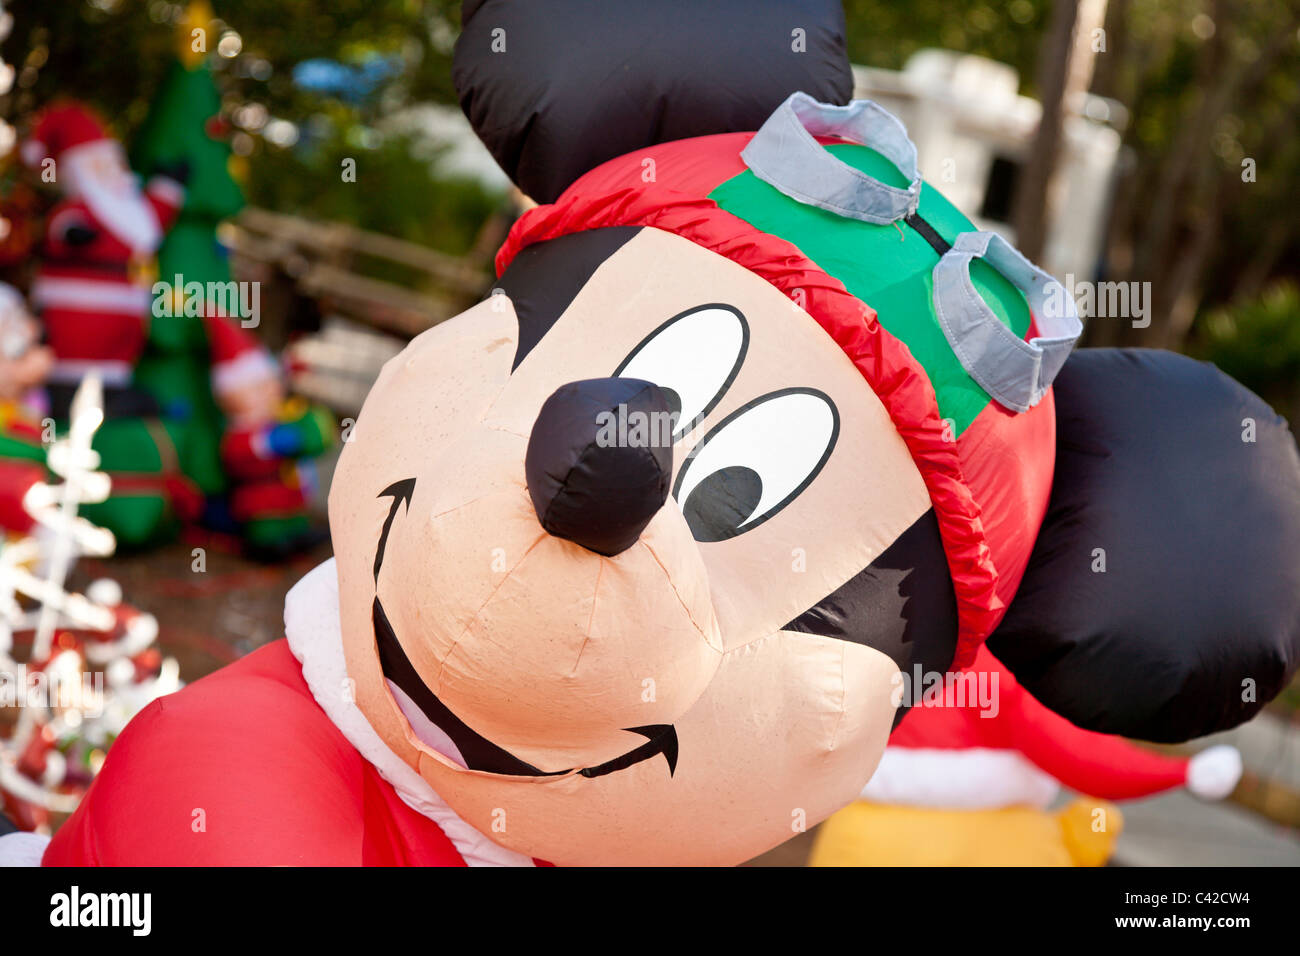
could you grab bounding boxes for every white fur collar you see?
[284,559,535,867]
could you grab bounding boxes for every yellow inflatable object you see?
[809,797,1123,867]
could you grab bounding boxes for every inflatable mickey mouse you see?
[13,0,1300,867]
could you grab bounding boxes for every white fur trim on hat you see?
[212,349,279,395]
[861,745,1061,810]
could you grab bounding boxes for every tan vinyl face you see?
[330,228,932,864]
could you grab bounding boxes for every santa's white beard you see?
[62,142,162,254]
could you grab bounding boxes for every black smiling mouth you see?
[371,479,678,779]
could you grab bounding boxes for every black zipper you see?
[903,212,952,257]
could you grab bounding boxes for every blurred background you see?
[4,0,1298,417]
[0,0,1297,863]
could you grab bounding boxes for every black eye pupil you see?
[680,466,763,542]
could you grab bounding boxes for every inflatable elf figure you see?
[206,316,335,559]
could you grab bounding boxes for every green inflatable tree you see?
[131,2,245,498]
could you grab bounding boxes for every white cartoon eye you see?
[673,388,839,542]
[614,304,748,440]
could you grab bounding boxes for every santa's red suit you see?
[32,560,543,866]
[23,103,184,388]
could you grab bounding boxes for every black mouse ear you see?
[453,0,853,203]
[988,348,1300,742]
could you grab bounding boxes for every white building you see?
[854,49,1127,282]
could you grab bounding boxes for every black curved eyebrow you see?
[495,226,642,371]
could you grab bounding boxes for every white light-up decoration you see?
[1,374,181,826]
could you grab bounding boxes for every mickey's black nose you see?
[525,377,674,557]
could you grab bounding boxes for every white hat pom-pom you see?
[1186,745,1243,801]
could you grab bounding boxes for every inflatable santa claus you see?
[22,102,186,419]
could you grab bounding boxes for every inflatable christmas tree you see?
[131,0,244,499]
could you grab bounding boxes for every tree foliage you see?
[2,0,490,252]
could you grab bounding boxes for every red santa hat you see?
[22,101,163,253]
[206,315,280,397]
[868,645,1243,808]
[21,102,112,170]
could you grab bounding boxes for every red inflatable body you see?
[45,639,471,866]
